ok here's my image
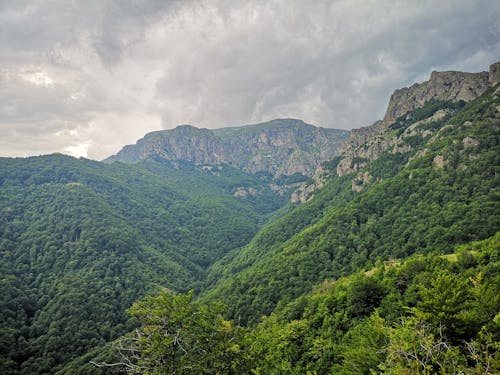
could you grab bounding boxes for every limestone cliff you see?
[107,125,225,165]
[383,70,489,126]
[336,61,499,180]
[105,119,349,178]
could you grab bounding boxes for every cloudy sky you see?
[1,0,499,160]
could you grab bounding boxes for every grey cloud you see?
[0,0,499,159]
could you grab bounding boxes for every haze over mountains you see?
[1,61,499,374]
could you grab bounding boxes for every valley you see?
[1,62,499,374]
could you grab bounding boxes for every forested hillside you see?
[204,85,500,324]
[0,155,292,374]
[78,84,499,375]
[86,234,498,374]
[1,68,499,375]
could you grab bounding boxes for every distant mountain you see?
[104,119,349,178]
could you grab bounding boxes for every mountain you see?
[337,61,500,176]
[202,63,500,324]
[104,119,349,178]
[0,155,293,374]
[2,62,499,375]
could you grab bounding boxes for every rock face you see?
[490,61,500,85]
[383,70,489,126]
[336,61,500,179]
[105,119,349,177]
[110,125,225,165]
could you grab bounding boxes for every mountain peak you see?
[336,61,499,178]
[383,67,491,126]
[105,119,349,177]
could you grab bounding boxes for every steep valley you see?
[1,62,499,374]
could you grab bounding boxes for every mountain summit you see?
[104,119,349,177]
[336,61,500,177]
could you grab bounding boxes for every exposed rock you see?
[336,156,368,177]
[392,142,413,155]
[433,155,447,169]
[105,119,349,178]
[234,189,248,198]
[234,187,259,198]
[351,172,372,192]
[334,61,499,177]
[383,70,489,127]
[291,183,316,204]
[462,136,479,149]
[490,61,500,85]
[290,165,330,203]
[339,120,382,156]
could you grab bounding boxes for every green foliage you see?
[0,155,289,374]
[2,84,499,374]
[245,234,500,374]
[96,289,245,374]
[123,234,492,374]
[204,87,500,325]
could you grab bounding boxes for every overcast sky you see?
[1,0,499,160]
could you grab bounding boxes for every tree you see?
[92,290,243,374]
[382,316,463,375]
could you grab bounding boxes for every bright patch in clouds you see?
[65,143,89,158]
[0,0,499,160]
[20,68,54,87]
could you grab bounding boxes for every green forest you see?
[80,234,499,374]
[1,84,499,374]
[0,156,291,374]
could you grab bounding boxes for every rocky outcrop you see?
[290,165,329,203]
[335,61,500,179]
[433,155,447,169]
[383,70,489,126]
[105,119,349,178]
[105,125,225,165]
[351,171,372,192]
[490,61,500,85]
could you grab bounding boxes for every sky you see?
[1,0,499,160]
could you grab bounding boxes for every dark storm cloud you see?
[1,0,499,159]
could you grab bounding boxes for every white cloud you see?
[20,67,55,87]
[0,0,499,160]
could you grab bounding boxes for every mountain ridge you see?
[1,61,498,375]
[336,61,500,178]
[104,118,349,178]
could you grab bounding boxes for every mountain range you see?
[0,61,499,374]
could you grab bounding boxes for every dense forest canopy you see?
[0,155,293,374]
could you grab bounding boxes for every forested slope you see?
[0,155,290,374]
[204,85,500,324]
[79,234,499,374]
[244,233,500,374]
[2,74,499,375]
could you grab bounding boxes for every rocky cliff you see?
[106,125,225,165]
[336,61,500,181]
[105,119,349,178]
[382,70,489,126]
